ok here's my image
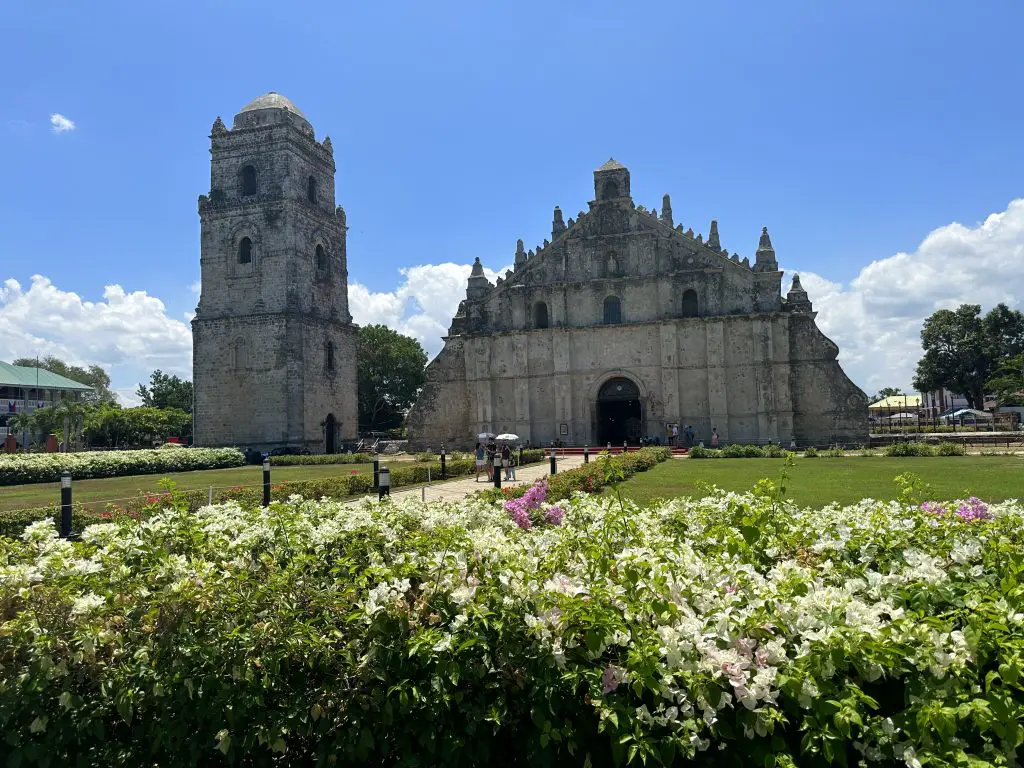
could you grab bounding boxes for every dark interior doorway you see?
[325,413,336,454]
[596,378,642,445]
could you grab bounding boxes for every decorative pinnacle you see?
[211,116,227,135]
[758,226,774,252]
[322,135,333,153]
[708,219,721,251]
[470,256,484,277]
[789,274,805,292]
[661,194,673,226]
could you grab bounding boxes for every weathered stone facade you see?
[192,93,358,451]
[407,160,868,448]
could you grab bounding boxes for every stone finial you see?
[661,194,673,227]
[676,224,684,232]
[731,253,739,263]
[466,257,490,300]
[722,249,729,257]
[696,233,703,244]
[543,238,549,248]
[786,273,813,312]
[754,226,779,273]
[514,238,527,266]
[211,116,227,135]
[322,135,333,153]
[505,270,513,279]
[742,256,750,268]
[708,219,721,251]
[567,217,575,228]
[336,206,347,226]
[528,249,535,259]
[552,205,566,238]
[686,227,694,238]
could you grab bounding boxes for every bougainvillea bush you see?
[1,486,1022,766]
[0,447,245,486]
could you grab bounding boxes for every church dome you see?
[237,92,306,118]
[233,91,313,134]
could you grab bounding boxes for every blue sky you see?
[2,0,1023,400]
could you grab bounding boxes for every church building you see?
[407,160,868,448]
[191,93,358,452]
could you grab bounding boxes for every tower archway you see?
[596,377,642,445]
[325,413,336,454]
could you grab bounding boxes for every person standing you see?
[486,441,496,481]
[475,442,485,481]
[711,428,719,448]
[501,443,512,480]
[671,424,679,446]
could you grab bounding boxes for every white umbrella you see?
[477,432,496,440]
[496,433,519,441]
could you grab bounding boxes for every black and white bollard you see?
[584,445,589,464]
[378,466,390,500]
[493,457,502,489]
[549,447,557,476]
[373,453,380,490]
[518,446,523,467]
[59,470,72,539]
[440,446,447,479]
[623,440,628,454]
[607,442,611,452]
[262,457,271,507]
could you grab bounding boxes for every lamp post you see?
[262,457,271,507]
[60,471,72,539]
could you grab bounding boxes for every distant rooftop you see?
[868,394,921,410]
[596,158,627,172]
[0,360,94,391]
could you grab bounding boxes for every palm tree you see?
[54,400,87,452]
[6,412,36,449]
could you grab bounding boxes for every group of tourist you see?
[667,424,720,448]
[474,440,518,482]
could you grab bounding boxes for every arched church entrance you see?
[325,413,336,454]
[596,378,642,445]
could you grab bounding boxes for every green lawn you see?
[612,456,1024,508]
[1,463,374,514]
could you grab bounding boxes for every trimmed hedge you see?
[0,448,245,486]
[478,447,671,505]
[269,453,372,466]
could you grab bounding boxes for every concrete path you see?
[349,455,587,504]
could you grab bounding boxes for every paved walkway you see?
[349,455,587,504]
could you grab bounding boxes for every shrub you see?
[937,441,967,456]
[2,490,1022,765]
[269,453,372,466]
[802,446,819,457]
[0,447,245,486]
[884,441,936,457]
[720,443,746,458]
[823,445,846,457]
[688,445,720,459]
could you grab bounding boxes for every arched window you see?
[326,341,335,371]
[603,295,621,325]
[534,301,549,329]
[307,176,317,204]
[315,244,327,272]
[602,180,619,199]
[241,165,257,197]
[238,237,252,264]
[681,289,699,318]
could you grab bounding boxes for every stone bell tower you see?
[192,92,358,452]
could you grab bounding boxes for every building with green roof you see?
[1,361,94,441]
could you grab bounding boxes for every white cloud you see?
[0,275,192,403]
[49,113,75,133]
[350,261,512,357]
[791,198,1024,395]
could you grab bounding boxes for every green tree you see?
[987,352,1024,407]
[913,303,1024,410]
[357,325,428,432]
[84,405,191,448]
[136,370,193,411]
[12,356,116,403]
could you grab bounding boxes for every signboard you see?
[559,423,568,436]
